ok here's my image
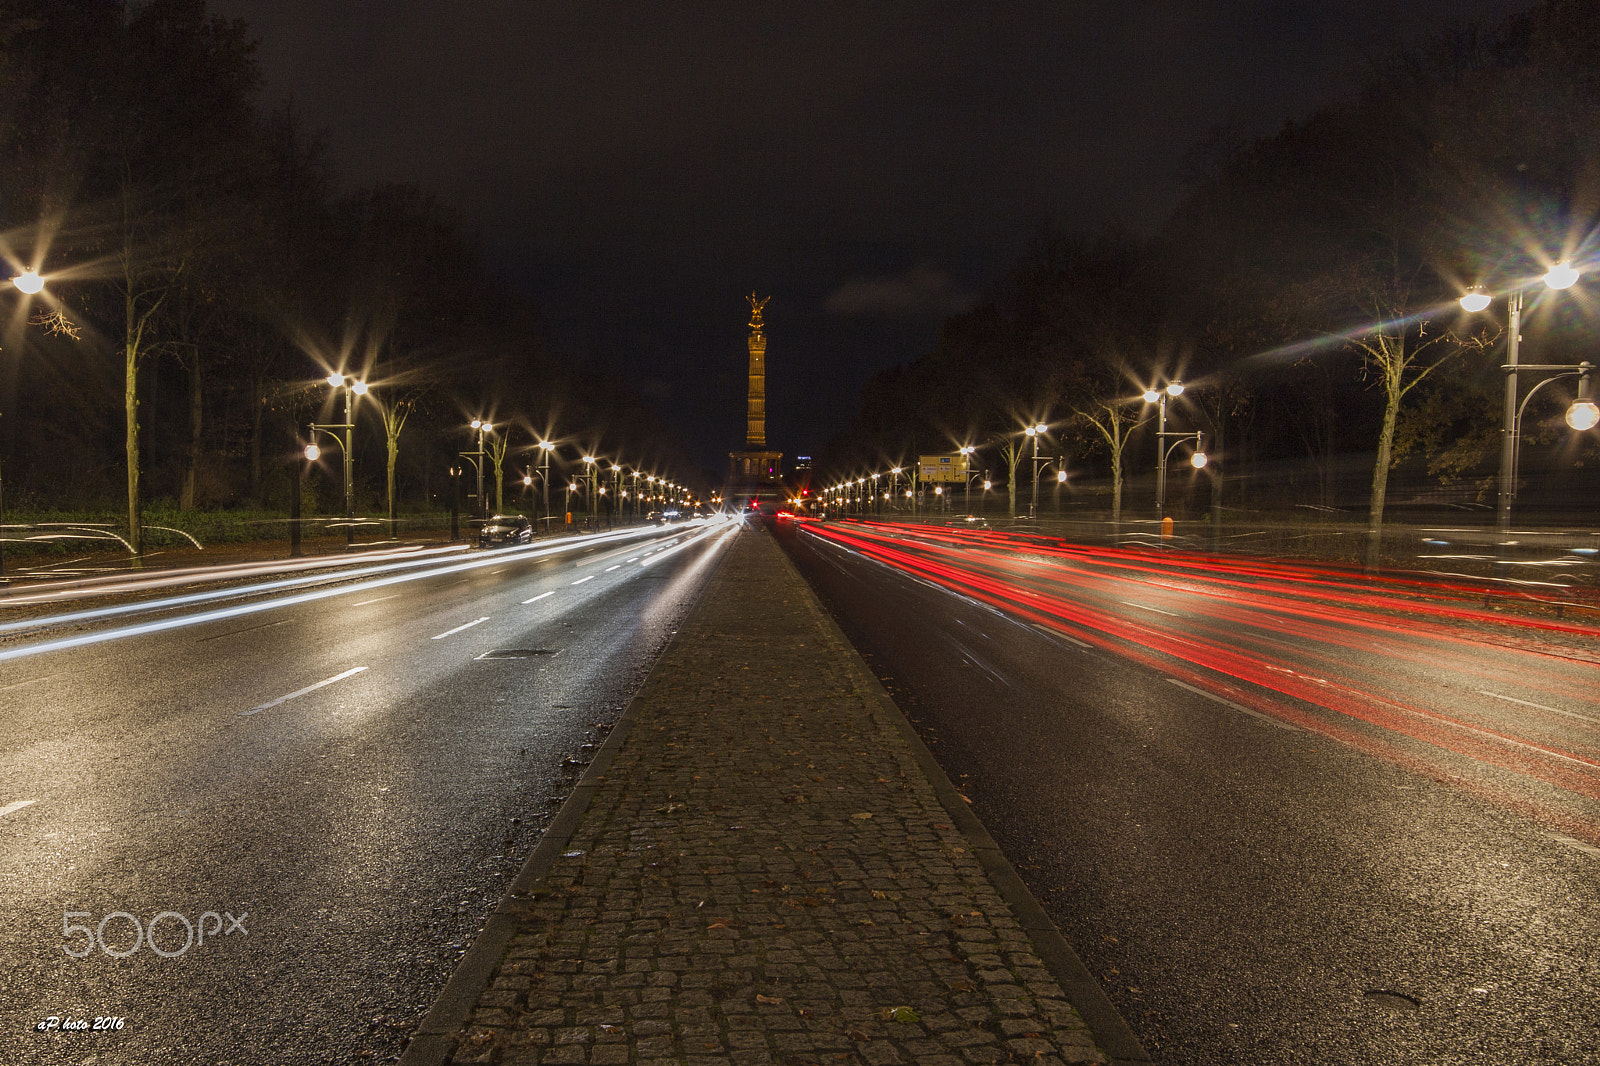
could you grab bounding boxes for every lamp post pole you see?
[959,446,975,516]
[538,440,554,531]
[309,374,366,549]
[1,270,49,583]
[1143,383,1186,522]
[1156,393,1168,521]
[1497,289,1523,538]
[1460,263,1581,544]
[471,420,489,521]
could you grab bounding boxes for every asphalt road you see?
[779,518,1600,1066]
[0,520,736,1064]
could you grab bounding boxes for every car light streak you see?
[0,525,688,645]
[0,542,470,607]
[639,524,731,567]
[803,521,1600,845]
[0,526,690,663]
[0,799,38,817]
[241,666,368,716]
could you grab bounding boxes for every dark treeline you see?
[0,0,692,552]
[821,0,1600,554]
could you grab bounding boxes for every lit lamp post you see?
[456,418,493,524]
[959,445,976,515]
[308,373,367,549]
[1024,422,1048,518]
[1,270,48,582]
[1143,382,1205,523]
[582,455,596,524]
[536,439,555,530]
[1459,262,1585,536]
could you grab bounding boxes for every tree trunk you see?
[1111,451,1123,528]
[1366,385,1400,569]
[386,435,399,537]
[1006,451,1018,517]
[180,351,202,511]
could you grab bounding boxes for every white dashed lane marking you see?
[432,617,490,640]
[242,667,368,716]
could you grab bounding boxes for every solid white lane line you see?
[571,576,594,585]
[1031,623,1091,649]
[1479,690,1600,727]
[1123,600,1179,617]
[1,800,38,818]
[242,667,368,716]
[432,617,490,639]
[1167,678,1300,732]
[604,565,621,572]
[522,592,556,604]
[352,595,398,607]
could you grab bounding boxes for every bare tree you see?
[489,431,510,515]
[1075,398,1146,528]
[986,432,1025,517]
[1350,289,1459,567]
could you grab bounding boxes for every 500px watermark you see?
[62,910,247,959]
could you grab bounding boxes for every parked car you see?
[478,514,532,547]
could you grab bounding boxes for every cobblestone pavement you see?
[404,524,1141,1066]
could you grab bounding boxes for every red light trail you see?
[802,520,1600,849]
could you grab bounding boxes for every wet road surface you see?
[781,518,1600,1066]
[0,521,736,1064]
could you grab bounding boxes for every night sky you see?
[210,1,1536,477]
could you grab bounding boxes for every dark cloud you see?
[824,265,976,320]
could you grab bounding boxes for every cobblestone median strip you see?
[404,527,1144,1065]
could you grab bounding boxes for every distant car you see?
[478,514,532,547]
[646,510,664,524]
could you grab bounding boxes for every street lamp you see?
[1024,422,1048,518]
[582,455,597,524]
[536,439,555,532]
[958,445,976,515]
[1143,382,1201,523]
[1,269,51,581]
[459,419,493,523]
[308,374,367,548]
[1459,263,1586,535]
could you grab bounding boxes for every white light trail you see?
[0,526,688,664]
